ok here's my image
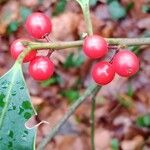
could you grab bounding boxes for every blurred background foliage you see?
[0,0,150,149]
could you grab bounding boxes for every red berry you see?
[113,50,139,77]
[92,61,115,85]
[25,12,52,39]
[29,56,54,80]
[83,35,108,59]
[10,38,36,63]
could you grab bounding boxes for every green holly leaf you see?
[0,63,37,149]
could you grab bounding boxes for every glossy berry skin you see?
[113,50,139,77]
[92,61,115,85]
[10,38,36,63]
[83,35,108,59]
[29,56,54,80]
[25,12,52,39]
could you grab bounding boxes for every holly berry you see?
[92,61,115,85]
[113,50,139,77]
[25,12,52,39]
[83,35,108,59]
[29,56,54,80]
[10,38,36,62]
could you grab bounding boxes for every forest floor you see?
[0,0,150,149]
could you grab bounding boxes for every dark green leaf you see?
[20,7,32,22]
[61,89,80,103]
[107,1,126,20]
[63,52,85,68]
[136,114,150,128]
[127,83,134,97]
[7,21,19,33]
[111,138,119,150]
[129,46,140,55]
[126,2,134,12]
[0,63,36,149]
[40,75,61,87]
[53,0,67,16]
[75,52,85,67]
[63,53,74,68]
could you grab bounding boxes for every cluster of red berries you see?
[10,12,140,84]
[10,12,54,81]
[83,35,140,85]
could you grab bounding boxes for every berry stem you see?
[75,0,93,35]
[17,47,32,64]
[27,40,83,50]
[77,1,98,149]
[80,1,97,149]
[76,1,99,149]
[109,48,120,63]
[108,38,150,46]
[37,84,101,150]
[27,38,150,50]
[90,89,99,150]
[82,3,93,35]
[44,35,53,57]
[44,35,51,42]
[18,38,150,64]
